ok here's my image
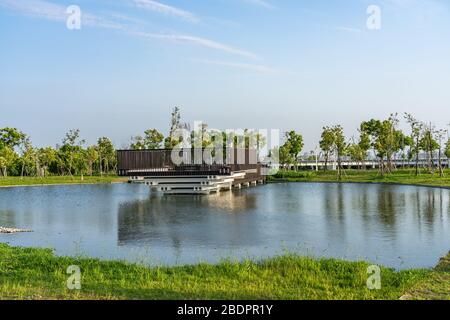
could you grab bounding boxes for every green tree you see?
[97,137,115,175]
[404,113,422,176]
[278,144,294,169]
[245,130,267,162]
[73,148,89,180]
[0,128,26,149]
[435,129,446,177]
[144,129,164,149]
[420,124,439,173]
[331,125,347,180]
[85,146,99,176]
[347,143,365,169]
[191,123,211,148]
[361,115,404,176]
[445,139,450,160]
[131,129,164,150]
[319,127,334,171]
[37,147,57,177]
[60,129,85,177]
[0,146,17,177]
[164,106,187,149]
[358,129,371,170]
[130,135,145,150]
[19,137,37,178]
[284,131,304,170]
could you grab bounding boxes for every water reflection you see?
[0,183,449,269]
[118,191,258,247]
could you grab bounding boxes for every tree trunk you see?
[99,156,103,176]
[337,153,342,180]
[379,158,385,176]
[21,162,25,179]
[415,138,419,176]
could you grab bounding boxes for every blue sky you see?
[1,0,450,150]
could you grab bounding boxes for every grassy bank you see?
[0,176,127,187]
[268,169,450,188]
[0,244,448,300]
[401,254,450,300]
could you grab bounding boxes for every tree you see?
[331,125,347,180]
[361,115,404,176]
[405,113,422,176]
[445,138,450,160]
[85,146,99,176]
[435,129,446,177]
[164,107,189,149]
[19,136,36,178]
[130,129,164,150]
[284,131,304,170]
[245,130,267,162]
[319,127,334,171]
[61,129,85,177]
[144,129,164,149]
[73,149,88,180]
[0,146,16,177]
[444,136,450,170]
[37,147,57,177]
[191,123,211,148]
[358,129,371,169]
[398,133,413,168]
[347,142,365,169]
[0,128,26,149]
[278,144,294,169]
[420,123,439,173]
[97,137,115,175]
[130,135,145,150]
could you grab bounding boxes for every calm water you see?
[0,183,449,269]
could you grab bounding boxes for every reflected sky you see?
[0,183,449,269]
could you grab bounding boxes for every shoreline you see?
[0,177,128,189]
[0,181,127,189]
[266,169,450,190]
[1,173,450,190]
[267,179,450,190]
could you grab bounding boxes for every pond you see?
[0,183,449,269]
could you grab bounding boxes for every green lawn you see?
[268,169,450,188]
[0,175,127,187]
[0,244,448,300]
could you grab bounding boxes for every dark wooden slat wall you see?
[117,149,258,172]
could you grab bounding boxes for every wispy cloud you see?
[242,0,275,10]
[381,0,418,8]
[133,32,259,59]
[192,59,280,74]
[0,0,258,59]
[381,0,447,12]
[335,26,363,33]
[132,0,199,23]
[0,0,66,22]
[0,0,125,30]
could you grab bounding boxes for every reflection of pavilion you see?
[117,191,258,248]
